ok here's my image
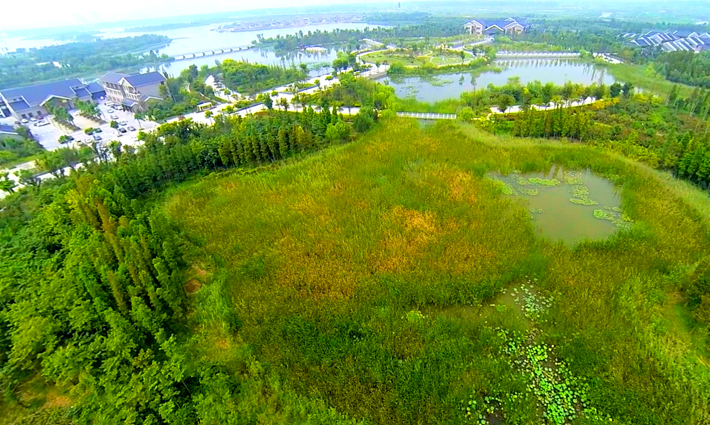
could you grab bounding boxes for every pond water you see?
[381,59,616,103]
[491,166,629,245]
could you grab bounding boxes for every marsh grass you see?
[164,118,710,424]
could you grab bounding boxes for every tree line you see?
[257,19,467,52]
[0,35,173,89]
[481,87,710,192]
[655,51,710,88]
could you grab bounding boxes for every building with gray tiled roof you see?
[464,17,530,36]
[0,78,98,120]
[100,71,166,112]
[628,31,710,53]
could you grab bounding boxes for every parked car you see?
[119,120,128,126]
[127,126,136,131]
[35,120,50,127]
[116,132,124,137]
[110,114,118,120]
[21,119,28,124]
[93,128,102,133]
[107,108,115,113]
[29,117,37,122]
[118,127,127,134]
[93,134,102,141]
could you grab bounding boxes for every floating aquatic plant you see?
[569,185,598,205]
[519,188,539,196]
[530,177,561,186]
[517,177,560,187]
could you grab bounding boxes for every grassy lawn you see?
[429,51,473,66]
[361,51,427,67]
[362,50,474,68]
[162,118,710,424]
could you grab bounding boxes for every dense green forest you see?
[0,35,172,89]
[655,51,710,88]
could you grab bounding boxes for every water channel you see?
[381,59,616,103]
[491,166,629,245]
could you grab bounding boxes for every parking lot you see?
[10,100,159,152]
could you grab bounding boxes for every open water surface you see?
[381,59,616,103]
[491,166,628,245]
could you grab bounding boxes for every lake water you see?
[491,166,628,245]
[0,22,378,76]
[98,22,378,56]
[381,59,616,103]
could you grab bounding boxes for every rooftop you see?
[123,72,166,87]
[101,71,130,85]
[0,124,18,134]
[0,78,92,109]
[86,82,105,94]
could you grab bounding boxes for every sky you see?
[1,0,395,31]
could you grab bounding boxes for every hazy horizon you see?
[4,0,398,32]
[3,0,703,33]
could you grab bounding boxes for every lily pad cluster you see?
[569,185,598,206]
[518,177,561,187]
[498,329,606,425]
[512,282,553,323]
[465,278,612,424]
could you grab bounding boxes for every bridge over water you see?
[397,112,457,120]
[173,45,254,61]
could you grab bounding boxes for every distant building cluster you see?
[626,31,710,52]
[463,18,530,36]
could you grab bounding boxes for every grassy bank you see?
[603,62,695,98]
[161,118,710,424]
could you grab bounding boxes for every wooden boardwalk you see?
[397,112,457,120]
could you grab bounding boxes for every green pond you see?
[491,166,630,245]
